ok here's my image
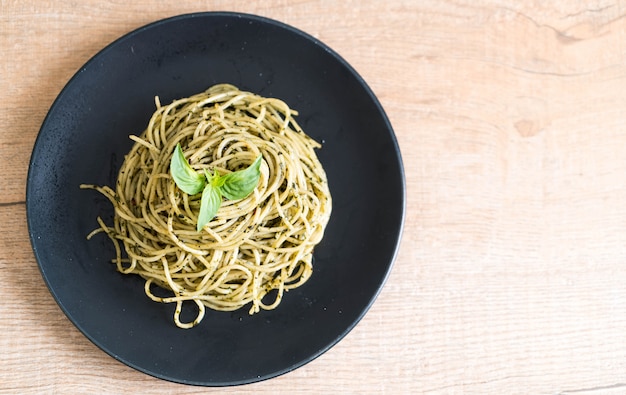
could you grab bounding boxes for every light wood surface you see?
[3,1,626,393]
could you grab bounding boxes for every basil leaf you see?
[219,155,262,200]
[197,182,222,231]
[205,168,224,188]
[170,143,206,195]
[171,151,263,232]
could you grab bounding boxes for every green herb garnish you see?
[170,144,206,195]
[170,144,262,231]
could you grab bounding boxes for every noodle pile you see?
[82,84,332,328]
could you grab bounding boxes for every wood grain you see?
[4,0,626,393]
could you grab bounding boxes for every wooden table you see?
[3,1,626,393]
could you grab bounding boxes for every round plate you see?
[27,12,405,386]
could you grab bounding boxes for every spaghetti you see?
[82,84,332,328]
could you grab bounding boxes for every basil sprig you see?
[170,144,262,231]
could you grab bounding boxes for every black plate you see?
[27,12,405,386]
